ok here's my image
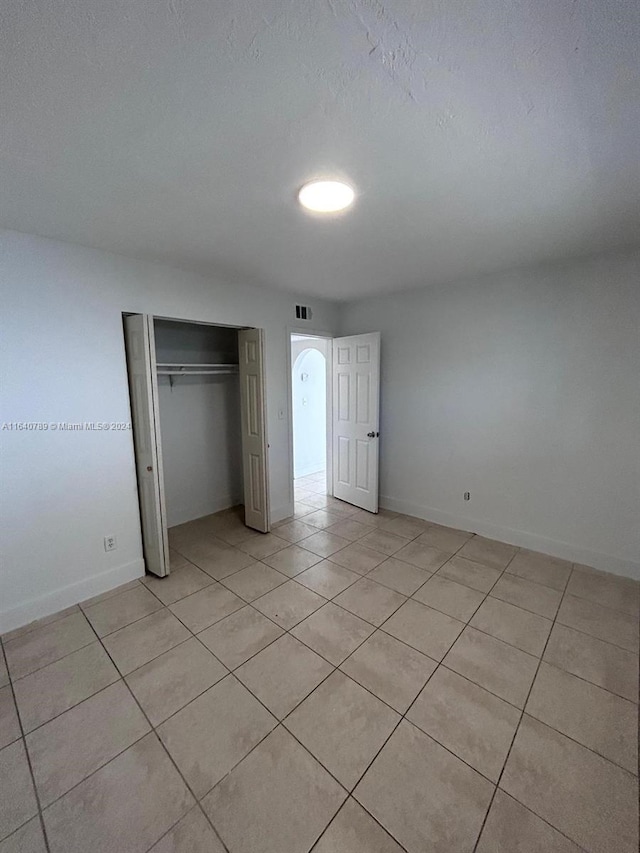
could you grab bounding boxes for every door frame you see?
[286,327,334,505]
[124,311,270,575]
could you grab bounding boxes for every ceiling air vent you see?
[295,305,312,321]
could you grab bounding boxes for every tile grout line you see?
[82,608,234,853]
[0,639,53,853]
[470,560,583,853]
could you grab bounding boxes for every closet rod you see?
[157,368,238,375]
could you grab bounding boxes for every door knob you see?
[367,431,380,438]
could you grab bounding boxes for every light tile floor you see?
[1,474,638,852]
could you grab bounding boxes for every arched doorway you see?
[292,347,327,480]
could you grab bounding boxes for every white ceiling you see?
[2,0,639,300]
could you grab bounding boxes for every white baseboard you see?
[0,558,145,635]
[379,494,640,581]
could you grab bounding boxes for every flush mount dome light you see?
[298,180,355,213]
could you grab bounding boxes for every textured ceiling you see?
[1,0,639,299]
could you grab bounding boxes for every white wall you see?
[292,337,328,478]
[0,229,338,631]
[158,376,243,526]
[340,250,640,579]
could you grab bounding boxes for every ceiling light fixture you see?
[298,180,355,213]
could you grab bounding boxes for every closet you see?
[123,314,269,578]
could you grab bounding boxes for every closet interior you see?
[154,319,243,530]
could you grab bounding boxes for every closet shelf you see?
[156,362,239,376]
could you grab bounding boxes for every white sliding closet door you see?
[124,314,169,576]
[332,332,381,513]
[238,328,270,532]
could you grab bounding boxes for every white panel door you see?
[332,332,381,512]
[123,314,169,576]
[238,328,270,532]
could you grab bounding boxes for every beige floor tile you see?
[148,807,224,853]
[476,790,582,853]
[0,687,21,750]
[197,606,283,670]
[169,584,244,633]
[292,502,316,519]
[80,580,142,609]
[470,597,552,656]
[326,519,375,542]
[252,580,326,629]
[335,579,406,627]
[347,508,386,526]
[382,599,464,660]
[544,622,638,701]
[171,535,233,565]
[292,603,374,666]
[378,516,427,540]
[83,585,162,637]
[313,797,404,853]
[272,520,318,543]
[0,816,47,853]
[526,662,638,774]
[4,613,95,680]
[236,634,332,718]
[437,555,502,593]
[501,715,638,853]
[216,525,265,547]
[190,547,255,580]
[141,564,213,605]
[0,740,38,842]
[557,593,639,652]
[13,642,118,734]
[566,565,640,616]
[168,548,189,570]
[286,671,399,789]
[354,720,494,853]
[367,559,430,596]
[490,573,562,619]
[359,529,411,556]
[102,609,191,675]
[157,675,276,797]
[413,524,472,554]
[506,549,572,591]
[202,727,346,853]
[301,509,343,529]
[407,667,520,782]
[237,534,289,560]
[444,627,538,708]
[0,655,7,689]
[43,733,194,853]
[456,536,518,570]
[300,531,352,559]
[26,681,149,807]
[324,497,360,517]
[295,561,360,598]
[262,544,323,576]
[341,632,436,714]
[126,637,227,726]
[412,574,485,621]
[393,541,450,573]
[328,543,387,574]
[220,562,286,601]
[2,605,81,644]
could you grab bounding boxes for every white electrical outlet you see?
[104,535,117,552]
